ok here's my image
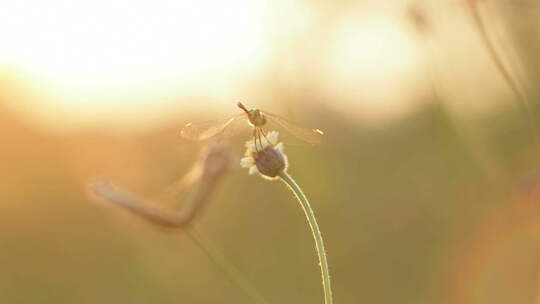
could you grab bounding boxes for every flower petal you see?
[245,140,256,152]
[240,157,254,168]
[248,166,259,175]
[266,131,279,145]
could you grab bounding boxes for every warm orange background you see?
[1,1,540,303]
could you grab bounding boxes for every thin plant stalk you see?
[186,224,269,304]
[409,3,506,184]
[278,171,333,304]
[467,0,539,145]
[89,175,269,304]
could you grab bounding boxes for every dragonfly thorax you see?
[247,109,267,127]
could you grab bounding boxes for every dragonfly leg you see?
[260,128,272,146]
[252,128,261,152]
[256,128,263,151]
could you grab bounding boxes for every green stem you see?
[278,171,333,304]
[186,224,269,304]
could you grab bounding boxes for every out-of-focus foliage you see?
[1,1,540,304]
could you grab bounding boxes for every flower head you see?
[240,131,288,179]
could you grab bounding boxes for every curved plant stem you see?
[186,224,269,304]
[278,171,333,304]
[467,0,539,145]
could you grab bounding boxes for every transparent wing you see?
[180,114,243,141]
[263,111,324,145]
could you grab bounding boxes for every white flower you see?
[240,155,259,175]
[243,130,279,152]
[240,131,288,179]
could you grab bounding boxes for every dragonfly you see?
[181,102,324,151]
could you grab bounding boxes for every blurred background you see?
[1,0,540,303]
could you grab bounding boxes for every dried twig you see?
[89,142,230,227]
[87,142,269,304]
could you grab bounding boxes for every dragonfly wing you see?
[263,112,324,145]
[181,114,242,141]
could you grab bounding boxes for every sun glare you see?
[0,0,270,129]
[0,1,428,131]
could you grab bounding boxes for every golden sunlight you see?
[323,14,424,124]
[0,0,270,130]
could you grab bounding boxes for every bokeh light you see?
[2,1,540,303]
